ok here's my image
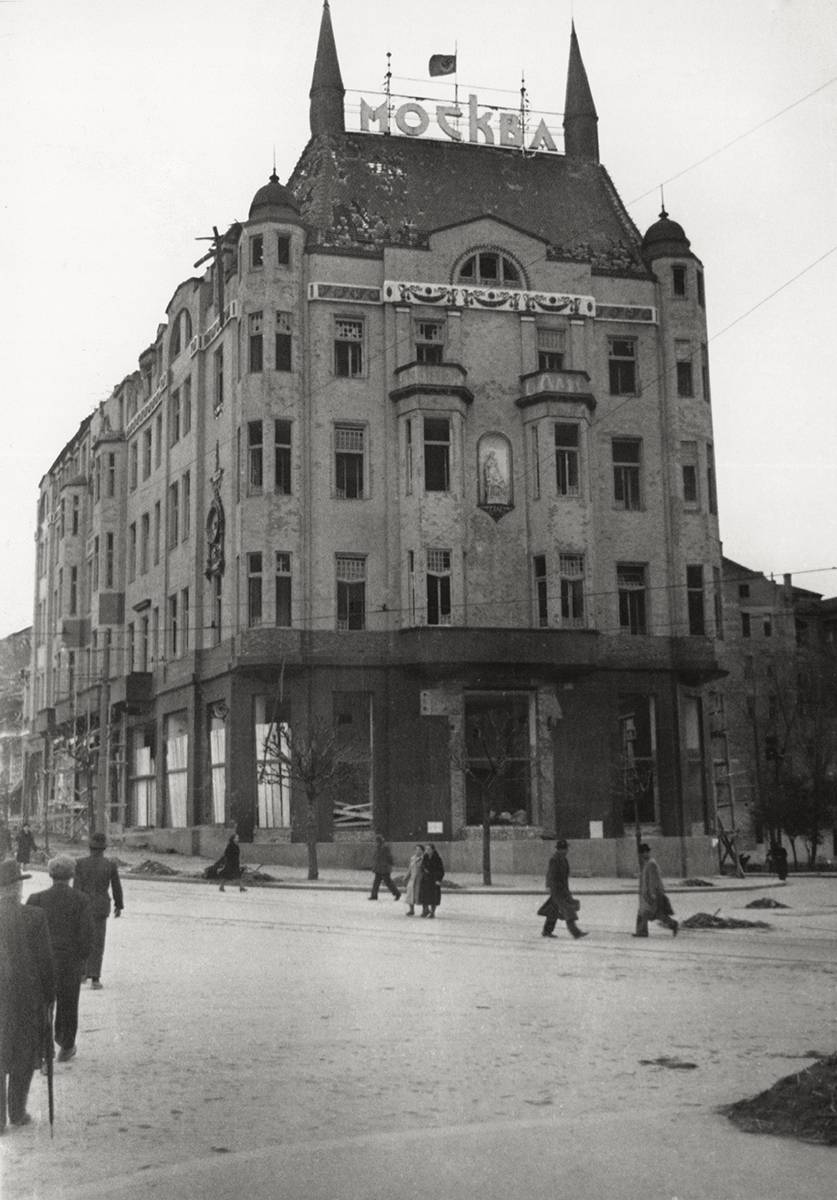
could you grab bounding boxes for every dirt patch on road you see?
[722,1054,837,1145]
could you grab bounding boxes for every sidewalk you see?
[31,838,792,896]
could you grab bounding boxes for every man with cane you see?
[0,859,55,1133]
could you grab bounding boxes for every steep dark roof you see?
[287,132,648,276]
[564,22,599,161]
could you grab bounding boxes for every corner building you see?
[26,4,725,875]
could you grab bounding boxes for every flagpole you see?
[454,39,459,112]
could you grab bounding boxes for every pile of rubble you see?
[130,859,181,876]
[681,911,772,930]
[723,1054,837,1144]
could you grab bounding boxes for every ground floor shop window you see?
[209,713,226,824]
[332,691,372,829]
[254,695,291,828]
[130,728,156,826]
[619,694,658,826]
[165,713,189,828]
[463,691,533,826]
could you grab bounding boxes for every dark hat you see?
[48,855,76,880]
[0,859,30,885]
[555,839,569,850]
[89,832,107,850]
[639,842,651,853]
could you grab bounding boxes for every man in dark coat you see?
[368,834,400,901]
[73,832,123,989]
[419,844,444,918]
[15,822,37,866]
[0,858,55,1131]
[213,833,247,893]
[27,856,93,1061]
[539,839,588,939]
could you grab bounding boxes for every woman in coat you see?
[215,833,246,893]
[403,845,424,916]
[15,823,37,867]
[419,844,445,918]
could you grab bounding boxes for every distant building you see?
[25,4,729,874]
[710,557,837,863]
[0,627,31,822]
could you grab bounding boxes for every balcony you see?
[109,672,153,710]
[395,626,599,679]
[516,368,596,412]
[390,361,473,407]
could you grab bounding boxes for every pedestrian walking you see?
[419,844,445,918]
[538,839,588,939]
[72,832,123,988]
[368,834,400,901]
[403,844,424,916]
[15,822,37,867]
[26,856,92,1063]
[633,843,678,937]
[0,859,55,1132]
[215,833,246,893]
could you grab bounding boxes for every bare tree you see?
[258,712,363,881]
[745,652,837,867]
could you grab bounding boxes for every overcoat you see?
[73,854,124,918]
[0,899,55,1077]
[215,837,242,881]
[540,851,580,922]
[419,849,445,908]
[403,851,424,906]
[638,857,673,919]
[27,884,93,977]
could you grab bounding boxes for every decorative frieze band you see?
[307,280,657,324]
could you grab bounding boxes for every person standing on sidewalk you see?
[633,843,678,937]
[27,856,92,1062]
[73,832,123,988]
[419,844,445,918]
[368,834,400,901]
[403,845,424,916]
[539,840,588,939]
[15,822,37,867]
[0,859,55,1132]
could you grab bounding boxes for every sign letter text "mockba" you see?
[359,94,557,153]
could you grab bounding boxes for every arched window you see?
[170,309,193,360]
[457,251,522,287]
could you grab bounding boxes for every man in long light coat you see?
[634,843,678,937]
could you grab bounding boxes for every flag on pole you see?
[429,53,457,77]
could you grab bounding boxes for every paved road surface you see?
[2,876,835,1199]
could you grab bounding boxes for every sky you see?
[1,0,835,639]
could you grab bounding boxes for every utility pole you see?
[95,630,111,834]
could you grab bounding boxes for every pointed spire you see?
[563,22,599,162]
[309,1,345,137]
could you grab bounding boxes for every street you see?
[2,876,836,1199]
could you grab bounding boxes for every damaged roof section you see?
[287,132,648,276]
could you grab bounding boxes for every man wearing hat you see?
[539,840,588,940]
[634,843,678,937]
[27,857,93,1061]
[73,832,123,989]
[0,859,55,1131]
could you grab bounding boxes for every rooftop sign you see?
[359,94,559,153]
